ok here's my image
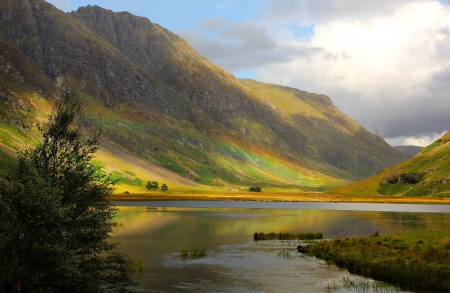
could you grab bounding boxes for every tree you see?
[146,181,153,190]
[249,186,261,192]
[151,181,159,190]
[161,184,168,191]
[0,97,137,293]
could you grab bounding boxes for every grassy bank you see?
[304,231,450,292]
[108,185,450,203]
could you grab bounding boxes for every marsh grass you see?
[327,276,405,293]
[181,249,208,257]
[130,260,147,273]
[306,231,450,292]
[254,232,323,241]
[276,250,292,259]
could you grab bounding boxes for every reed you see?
[305,231,450,292]
[327,276,403,293]
[254,232,323,241]
[181,249,208,257]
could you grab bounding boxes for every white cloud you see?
[46,0,71,12]
[157,0,450,145]
[385,131,447,146]
[178,17,321,72]
[256,1,450,143]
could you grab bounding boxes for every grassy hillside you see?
[0,0,409,192]
[239,79,409,180]
[333,131,450,197]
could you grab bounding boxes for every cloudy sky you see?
[47,0,450,146]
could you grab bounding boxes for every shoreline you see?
[107,191,450,204]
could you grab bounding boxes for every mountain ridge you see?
[0,0,409,190]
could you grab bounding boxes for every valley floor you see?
[108,187,450,204]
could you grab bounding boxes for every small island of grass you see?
[253,232,323,241]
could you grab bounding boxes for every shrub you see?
[249,186,262,192]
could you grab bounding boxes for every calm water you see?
[112,202,450,292]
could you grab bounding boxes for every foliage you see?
[385,172,426,184]
[161,183,168,191]
[0,97,137,293]
[110,171,142,186]
[249,186,262,192]
[333,131,450,197]
[304,231,450,292]
[145,181,159,191]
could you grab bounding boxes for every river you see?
[112,202,450,292]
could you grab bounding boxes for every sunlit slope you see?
[333,131,450,197]
[0,0,408,190]
[239,79,409,180]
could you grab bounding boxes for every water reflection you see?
[112,205,450,292]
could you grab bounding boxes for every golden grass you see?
[108,186,450,204]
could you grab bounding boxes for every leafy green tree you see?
[151,181,159,190]
[0,97,137,293]
[146,181,153,190]
[161,184,168,191]
[249,186,261,192]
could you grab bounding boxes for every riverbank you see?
[108,186,450,204]
[305,231,450,292]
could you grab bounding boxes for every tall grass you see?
[305,231,450,292]
[254,232,323,241]
[327,276,404,293]
[180,249,208,257]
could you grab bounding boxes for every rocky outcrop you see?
[0,0,410,185]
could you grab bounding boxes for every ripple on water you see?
[160,240,408,293]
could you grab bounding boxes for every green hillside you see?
[333,131,450,197]
[0,0,409,191]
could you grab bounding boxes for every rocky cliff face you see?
[0,0,410,188]
[71,5,312,155]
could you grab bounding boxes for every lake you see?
[112,201,450,292]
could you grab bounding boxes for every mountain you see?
[0,0,409,190]
[333,132,450,197]
[394,146,421,156]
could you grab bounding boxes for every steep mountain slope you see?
[239,79,408,179]
[0,0,409,189]
[333,132,450,197]
[394,146,421,156]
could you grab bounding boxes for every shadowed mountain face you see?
[0,0,409,189]
[394,146,421,156]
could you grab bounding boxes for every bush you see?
[249,186,262,192]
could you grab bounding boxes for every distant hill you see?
[394,146,422,156]
[0,0,409,190]
[333,131,450,197]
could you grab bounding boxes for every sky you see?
[47,0,450,147]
